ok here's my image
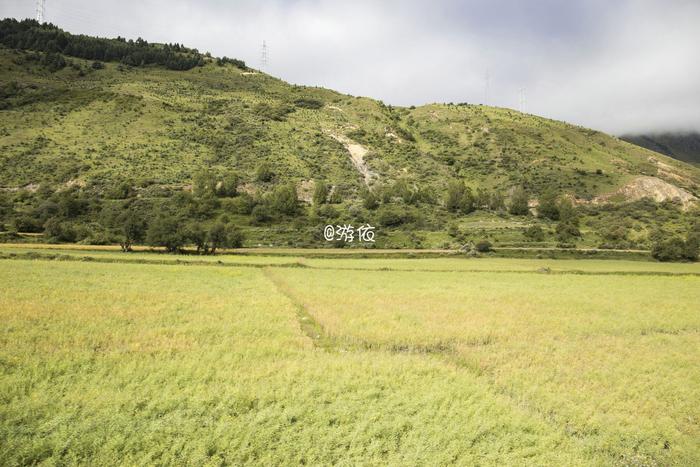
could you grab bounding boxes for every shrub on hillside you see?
[377,205,414,227]
[12,215,44,233]
[216,172,239,197]
[361,188,379,210]
[254,102,295,121]
[294,98,324,109]
[43,217,76,243]
[652,234,699,262]
[475,240,492,252]
[556,220,581,242]
[524,225,545,242]
[447,223,461,238]
[224,193,256,215]
[251,204,273,224]
[255,163,274,183]
[394,126,416,142]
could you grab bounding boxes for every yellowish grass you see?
[1,255,698,464]
[269,267,700,465]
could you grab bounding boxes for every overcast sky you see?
[2,0,699,134]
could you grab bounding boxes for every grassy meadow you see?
[1,249,699,465]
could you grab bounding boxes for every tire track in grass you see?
[263,268,460,355]
[262,267,336,351]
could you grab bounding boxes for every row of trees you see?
[4,168,697,259]
[445,181,519,215]
[135,214,244,254]
[0,19,246,71]
[651,235,699,262]
[650,221,700,261]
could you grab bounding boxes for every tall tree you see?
[509,187,530,216]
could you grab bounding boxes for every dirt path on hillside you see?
[327,132,376,185]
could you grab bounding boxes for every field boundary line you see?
[2,251,699,277]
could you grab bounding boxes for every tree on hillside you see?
[216,172,239,198]
[445,181,464,212]
[445,181,474,214]
[207,222,227,254]
[683,232,699,261]
[476,187,490,210]
[652,236,688,262]
[209,222,244,254]
[0,18,213,71]
[557,197,578,224]
[509,187,530,216]
[146,213,187,253]
[538,188,560,220]
[554,196,581,242]
[56,190,89,219]
[488,191,505,211]
[43,217,76,243]
[187,222,209,254]
[361,188,379,210]
[193,170,217,198]
[193,191,220,219]
[271,184,301,216]
[118,210,146,252]
[312,181,329,205]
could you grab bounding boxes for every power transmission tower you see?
[484,69,490,105]
[260,40,268,69]
[36,0,45,23]
[518,87,525,113]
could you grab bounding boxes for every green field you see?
[1,251,699,465]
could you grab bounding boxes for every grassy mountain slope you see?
[621,132,700,166]
[2,47,700,197]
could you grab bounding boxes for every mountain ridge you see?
[621,132,700,166]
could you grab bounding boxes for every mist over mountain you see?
[621,132,700,166]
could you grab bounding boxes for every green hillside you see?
[621,132,700,166]
[1,19,699,252]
